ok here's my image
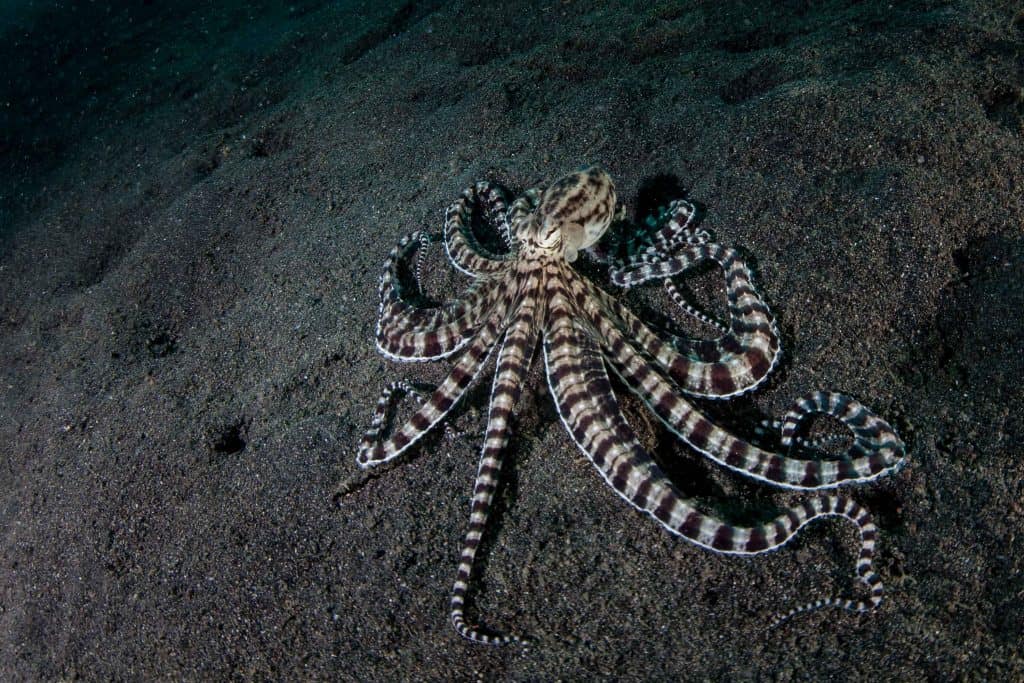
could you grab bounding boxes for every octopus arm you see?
[357,310,506,468]
[593,297,906,489]
[543,299,885,623]
[444,182,515,277]
[583,270,779,399]
[375,231,512,361]
[449,294,543,646]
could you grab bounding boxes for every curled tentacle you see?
[359,312,507,468]
[776,391,906,482]
[590,249,781,398]
[663,277,730,335]
[506,187,541,234]
[650,199,709,252]
[573,275,906,490]
[543,295,885,624]
[609,199,708,273]
[375,230,509,361]
[608,199,781,398]
[444,182,516,277]
[755,417,854,452]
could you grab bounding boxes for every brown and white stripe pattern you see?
[543,288,882,612]
[610,198,709,278]
[609,199,781,398]
[374,232,501,361]
[355,166,905,645]
[575,279,906,489]
[444,182,515,277]
[358,313,505,467]
[449,280,543,646]
[596,245,783,399]
[664,277,730,334]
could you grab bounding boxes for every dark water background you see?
[1,1,1022,679]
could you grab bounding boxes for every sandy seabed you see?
[1,1,1022,679]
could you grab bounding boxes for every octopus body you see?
[355,166,906,645]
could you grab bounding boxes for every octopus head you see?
[537,166,617,262]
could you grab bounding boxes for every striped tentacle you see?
[777,391,906,480]
[608,200,706,271]
[634,199,709,260]
[450,287,543,646]
[444,182,516,277]
[377,275,509,363]
[768,498,883,626]
[542,298,884,621]
[356,379,428,457]
[608,199,782,398]
[584,282,906,489]
[594,249,781,398]
[506,188,541,234]
[358,305,511,468]
[663,277,729,334]
[479,181,514,249]
[376,232,512,361]
[755,417,851,451]
[376,231,485,333]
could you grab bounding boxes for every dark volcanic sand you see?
[2,0,1022,679]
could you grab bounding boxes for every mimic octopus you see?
[352,166,905,645]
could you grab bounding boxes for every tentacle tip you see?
[460,632,528,647]
[512,635,532,649]
[766,604,815,632]
[488,632,530,648]
[766,595,880,633]
[453,617,530,647]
